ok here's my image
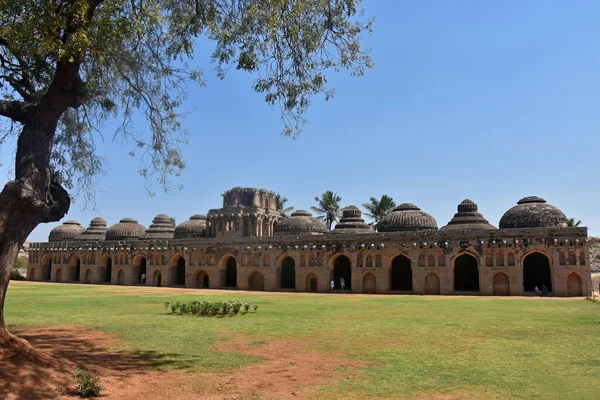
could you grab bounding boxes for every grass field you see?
[5,281,600,399]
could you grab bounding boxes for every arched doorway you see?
[154,271,162,287]
[425,273,440,295]
[195,271,209,289]
[133,255,147,284]
[567,273,582,297]
[117,269,125,285]
[523,252,552,292]
[333,255,351,290]
[42,255,52,281]
[454,254,479,292]
[84,269,92,284]
[306,274,318,292]
[248,271,265,291]
[280,256,296,289]
[390,255,412,291]
[176,257,186,286]
[99,255,112,283]
[493,273,510,296]
[69,256,81,282]
[362,273,376,294]
[224,257,237,288]
[55,268,63,282]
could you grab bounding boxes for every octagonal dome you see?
[378,203,438,232]
[105,218,146,241]
[174,215,207,239]
[331,206,373,234]
[499,196,568,229]
[274,210,327,236]
[440,199,497,231]
[78,217,108,240]
[49,220,85,242]
[142,214,175,239]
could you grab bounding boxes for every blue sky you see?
[2,0,600,242]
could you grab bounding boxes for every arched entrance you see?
[280,256,296,289]
[117,269,125,285]
[99,255,112,283]
[390,255,412,291]
[55,268,63,282]
[306,274,318,292]
[195,271,209,289]
[69,256,81,282]
[454,254,479,292]
[176,257,186,286]
[493,273,510,296]
[362,273,376,294]
[153,271,162,287]
[523,252,552,292]
[84,269,92,284]
[41,255,52,281]
[224,257,237,288]
[567,273,582,297]
[333,255,351,290]
[248,271,265,291]
[133,255,147,284]
[425,273,440,295]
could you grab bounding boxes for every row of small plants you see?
[164,300,258,316]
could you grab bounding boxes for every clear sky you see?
[2,0,600,242]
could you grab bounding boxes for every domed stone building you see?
[26,188,592,297]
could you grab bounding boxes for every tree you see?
[0,0,373,346]
[362,195,395,231]
[311,191,342,230]
[567,218,582,227]
[275,193,294,217]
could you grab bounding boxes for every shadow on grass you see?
[0,326,198,399]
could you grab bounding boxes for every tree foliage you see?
[567,218,582,227]
[311,190,342,230]
[362,194,395,231]
[275,193,293,217]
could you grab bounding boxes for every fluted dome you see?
[274,210,327,236]
[499,196,568,229]
[378,203,438,232]
[331,206,373,234]
[105,218,146,241]
[49,220,85,242]
[174,215,207,239]
[78,217,108,240]
[142,214,175,239]
[440,199,497,231]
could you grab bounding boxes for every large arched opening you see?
[69,255,81,282]
[132,255,147,284]
[153,270,162,287]
[523,252,552,292]
[492,273,510,296]
[195,271,209,289]
[425,273,440,295]
[566,273,582,297]
[220,256,238,288]
[248,271,265,291]
[390,254,412,291]
[170,255,186,286]
[362,273,376,294]
[99,255,112,283]
[280,256,296,289]
[333,255,351,290]
[41,255,52,281]
[454,253,479,292]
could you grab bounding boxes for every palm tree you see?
[275,193,294,217]
[362,195,396,231]
[567,218,582,227]
[311,191,342,230]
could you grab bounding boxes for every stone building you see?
[26,188,592,297]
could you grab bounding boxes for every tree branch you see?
[0,100,31,123]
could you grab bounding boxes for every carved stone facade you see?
[26,190,593,297]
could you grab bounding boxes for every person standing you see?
[330,279,335,293]
[340,277,346,291]
[140,273,146,284]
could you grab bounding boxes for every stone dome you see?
[78,217,108,241]
[142,214,175,239]
[274,210,327,236]
[499,196,568,229]
[378,203,438,232]
[440,199,497,231]
[174,215,207,239]
[49,220,85,242]
[331,206,373,234]
[105,218,147,241]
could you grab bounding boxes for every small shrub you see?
[252,304,258,312]
[232,301,242,315]
[165,299,259,317]
[72,368,104,398]
[243,303,250,313]
[164,302,171,310]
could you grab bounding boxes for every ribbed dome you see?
[142,214,175,239]
[378,203,438,232]
[78,217,108,241]
[49,220,85,242]
[274,210,327,236]
[174,215,207,239]
[105,218,146,241]
[499,196,568,229]
[440,199,497,231]
[331,206,373,234]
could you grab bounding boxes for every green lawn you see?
[5,282,600,399]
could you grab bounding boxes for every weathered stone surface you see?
[275,210,327,236]
[440,199,497,231]
[378,203,438,232]
[49,220,85,242]
[499,196,568,229]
